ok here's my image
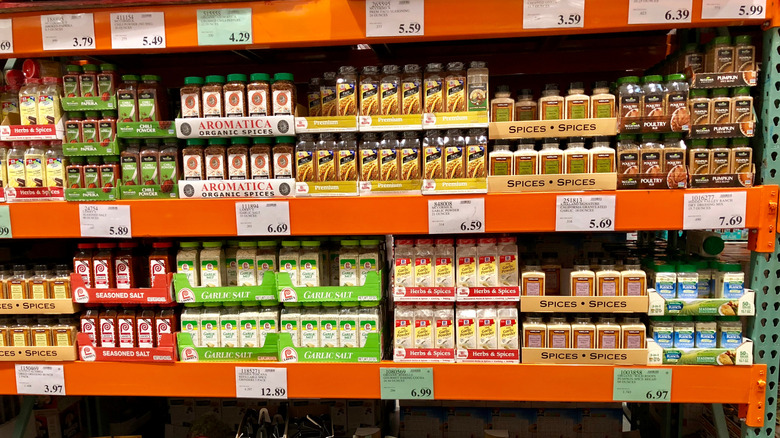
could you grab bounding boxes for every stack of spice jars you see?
[66,156,118,189]
[179,73,295,118]
[65,111,117,146]
[119,139,180,189]
[181,136,294,181]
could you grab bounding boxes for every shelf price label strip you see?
[110,12,166,50]
[79,204,132,238]
[365,0,424,38]
[380,367,434,400]
[15,364,65,396]
[196,8,252,46]
[235,367,288,399]
[701,0,766,19]
[682,191,747,230]
[0,19,12,54]
[523,0,584,29]
[613,368,672,402]
[41,13,95,51]
[628,0,692,24]
[235,201,291,236]
[0,205,12,239]
[555,195,616,232]
[428,198,485,234]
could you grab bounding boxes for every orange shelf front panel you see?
[0,0,770,57]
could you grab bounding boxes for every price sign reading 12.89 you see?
[366,0,425,37]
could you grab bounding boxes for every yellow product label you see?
[379,149,399,181]
[478,318,497,349]
[394,319,412,348]
[500,319,518,349]
[435,258,453,287]
[55,332,70,346]
[337,83,357,116]
[31,282,46,300]
[402,81,422,115]
[394,258,413,287]
[380,83,400,115]
[499,255,517,286]
[34,332,49,347]
[435,320,453,348]
[444,146,464,179]
[321,87,337,117]
[423,146,443,179]
[53,284,68,299]
[12,332,26,346]
[360,83,379,116]
[414,319,433,348]
[414,257,433,287]
[457,257,476,287]
[466,145,486,178]
[316,149,336,182]
[478,256,497,287]
[337,149,357,181]
[0,334,5,347]
[400,148,420,180]
[457,319,476,348]
[295,151,315,182]
[9,283,24,299]
[359,148,379,181]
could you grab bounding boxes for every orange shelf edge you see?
[0,361,766,426]
[5,187,778,251]
[0,0,771,57]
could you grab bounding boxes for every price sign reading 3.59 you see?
[110,12,166,49]
[523,0,585,29]
[428,198,485,234]
[556,195,616,232]
[235,201,291,236]
[380,368,434,400]
[628,0,692,24]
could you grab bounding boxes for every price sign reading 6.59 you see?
[428,198,485,234]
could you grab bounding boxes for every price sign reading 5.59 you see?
[366,0,425,37]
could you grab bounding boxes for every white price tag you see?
[702,0,766,19]
[236,201,291,236]
[110,12,166,49]
[235,367,288,399]
[428,198,485,234]
[556,195,616,231]
[523,0,584,29]
[683,191,747,229]
[628,0,692,24]
[0,205,12,238]
[366,0,424,37]
[41,14,95,51]
[0,19,13,54]
[15,364,65,396]
[79,204,132,238]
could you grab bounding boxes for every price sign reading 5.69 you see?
[555,195,616,232]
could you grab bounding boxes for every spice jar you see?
[515,89,536,121]
[731,87,753,122]
[180,77,204,118]
[688,139,710,175]
[274,136,295,179]
[640,133,663,174]
[709,36,735,73]
[149,241,174,287]
[360,132,380,181]
[228,137,250,180]
[565,82,589,120]
[539,84,564,120]
[590,81,615,118]
[380,131,400,181]
[205,138,227,180]
[711,138,731,174]
[360,66,380,116]
[662,132,686,173]
[399,131,421,180]
[272,73,295,116]
[681,43,704,74]
[617,76,643,118]
[316,133,338,182]
[63,65,81,97]
[401,64,422,115]
[641,75,665,117]
[19,78,40,125]
[138,75,164,122]
[98,111,117,146]
[81,111,100,143]
[689,89,710,125]
[117,74,140,122]
[338,132,358,181]
[710,88,731,124]
[295,133,317,182]
[735,35,755,72]
[84,156,101,188]
[490,86,514,122]
[140,140,160,185]
[590,136,615,173]
[443,129,465,179]
[97,64,119,98]
[423,63,444,113]
[121,140,141,185]
[489,141,512,175]
[337,66,358,116]
[617,134,639,174]
[38,77,63,125]
[320,72,337,117]
[159,139,179,191]
[224,74,248,117]
[65,112,83,143]
[248,73,271,117]
[466,61,488,112]
[464,129,486,178]
[380,65,401,115]
[99,156,119,189]
[731,138,752,174]
[182,139,205,180]
[444,62,466,112]
[202,75,226,118]
[80,64,99,97]
[250,137,273,179]
[306,77,322,117]
[66,156,85,188]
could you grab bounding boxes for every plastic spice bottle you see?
[338,132,358,181]
[200,241,225,287]
[379,131,400,181]
[18,78,40,125]
[176,241,200,287]
[359,66,380,116]
[521,260,545,296]
[688,139,710,175]
[399,131,421,180]
[596,316,621,348]
[443,129,465,179]
[662,133,686,172]
[596,259,621,296]
[204,138,227,180]
[466,61,489,112]
[489,141,512,175]
[523,315,546,348]
[138,75,165,122]
[65,112,82,143]
[149,241,173,286]
[434,238,455,287]
[735,35,755,72]
[710,88,732,124]
[590,81,615,118]
[224,74,248,117]
[81,111,100,143]
[731,87,753,122]
[444,62,466,112]
[306,77,322,117]
[63,65,81,97]
[66,156,84,188]
[80,64,99,97]
[570,261,595,297]
[98,111,117,147]
[654,264,677,299]
[115,242,139,289]
[140,141,160,185]
[710,138,731,174]
[514,140,538,175]
[539,83,564,120]
[256,241,277,285]
[590,136,615,173]
[319,71,338,117]
[272,73,295,116]
[639,133,663,174]
[515,89,537,121]
[316,133,338,182]
[650,317,674,348]
[710,36,735,73]
[380,65,401,115]
[250,137,273,179]
[97,64,118,98]
[622,317,646,349]
[641,75,665,117]
[180,77,204,118]
[227,137,250,180]
[93,243,116,289]
[465,129,486,178]
[38,77,62,125]
[621,258,646,296]
[718,263,745,299]
[295,134,316,182]
[7,141,25,188]
[99,156,119,189]
[664,74,689,121]
[24,141,46,187]
[299,241,321,287]
[337,65,358,116]
[689,89,710,125]
[273,137,295,179]
[676,264,699,300]
[420,130,441,179]
[547,316,571,348]
[565,82,590,119]
[279,240,301,287]
[571,316,595,349]
[423,63,444,113]
[681,43,704,73]
[202,75,225,118]
[565,137,589,174]
[224,240,239,287]
[539,139,563,174]
[490,86,514,122]
[456,238,478,287]
[182,139,205,181]
[400,64,422,115]
[247,73,271,117]
[117,75,140,122]
[617,76,643,118]
[731,138,752,174]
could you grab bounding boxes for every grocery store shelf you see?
[0,362,767,425]
[6,186,778,251]
[0,0,771,57]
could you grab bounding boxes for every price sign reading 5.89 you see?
[366,0,425,37]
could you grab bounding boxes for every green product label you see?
[82,121,98,142]
[516,106,535,121]
[67,167,82,188]
[182,318,199,334]
[359,257,377,285]
[118,92,137,122]
[281,318,298,331]
[543,157,560,174]
[340,318,358,346]
[201,319,218,345]
[177,261,197,286]
[257,258,275,285]
[568,101,588,119]
[280,259,297,275]
[201,259,220,285]
[141,155,158,184]
[360,320,377,347]
[259,319,276,332]
[237,258,255,285]
[340,258,357,284]
[121,156,140,185]
[159,154,177,183]
[63,77,79,97]
[240,319,258,346]
[543,102,561,120]
[301,318,318,346]
[515,157,534,175]
[99,166,116,187]
[220,318,238,346]
[467,83,488,111]
[99,121,115,143]
[593,156,612,173]
[320,319,338,344]
[81,77,96,97]
[138,91,156,122]
[84,168,99,188]
[568,157,586,174]
[494,107,511,122]
[65,122,80,143]
[98,75,113,96]
[593,101,614,118]
[300,258,318,286]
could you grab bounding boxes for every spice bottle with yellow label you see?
[337,66,358,116]
[359,132,380,182]
[316,133,338,182]
[320,72,338,117]
[359,66,380,116]
[443,129,465,179]
[337,132,358,181]
[400,131,421,181]
[465,128,487,178]
[380,65,401,116]
[422,130,444,179]
[401,64,422,115]
[379,132,400,181]
[423,63,444,113]
[444,62,466,112]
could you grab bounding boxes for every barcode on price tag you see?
[16,364,65,396]
[110,12,166,49]
[428,198,485,234]
[701,0,766,19]
[79,204,132,238]
[556,195,616,231]
[366,0,424,37]
[628,0,692,24]
[523,0,584,29]
[0,19,13,54]
[235,201,291,236]
[235,367,287,399]
[683,191,747,229]
[41,14,95,51]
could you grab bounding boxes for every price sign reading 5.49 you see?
[628,0,692,24]
[556,195,616,232]
[523,0,585,29]
[110,12,166,49]
[428,198,485,234]
[366,0,425,37]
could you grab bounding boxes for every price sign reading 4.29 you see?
[366,0,425,37]
[235,367,288,399]
[235,201,291,236]
[428,198,485,234]
[110,12,166,49]
[523,0,584,29]
[701,0,766,19]
[555,195,616,232]
[380,368,434,400]
[628,0,692,24]
[41,14,95,51]
[196,8,253,46]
